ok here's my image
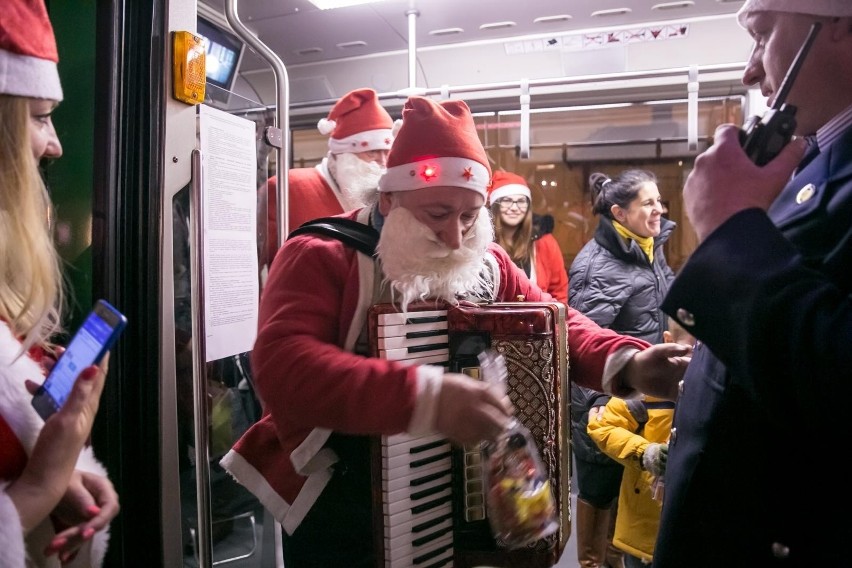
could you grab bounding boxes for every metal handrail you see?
[225,0,291,246]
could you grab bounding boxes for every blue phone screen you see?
[44,312,112,407]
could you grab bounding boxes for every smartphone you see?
[31,299,127,420]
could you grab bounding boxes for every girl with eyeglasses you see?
[487,170,568,303]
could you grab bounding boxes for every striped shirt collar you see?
[814,103,852,153]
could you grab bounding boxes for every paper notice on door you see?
[198,104,259,361]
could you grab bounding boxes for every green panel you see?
[48,1,96,329]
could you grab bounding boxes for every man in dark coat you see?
[655,0,852,566]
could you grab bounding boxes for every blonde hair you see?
[0,95,64,349]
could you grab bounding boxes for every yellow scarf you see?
[613,220,654,262]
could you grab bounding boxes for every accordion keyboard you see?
[376,309,455,567]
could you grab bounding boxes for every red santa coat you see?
[532,233,569,304]
[222,207,648,534]
[0,322,110,568]
[264,163,345,265]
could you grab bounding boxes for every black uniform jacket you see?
[655,126,852,567]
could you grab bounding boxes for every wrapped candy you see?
[478,351,558,548]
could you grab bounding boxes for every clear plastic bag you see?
[479,351,559,548]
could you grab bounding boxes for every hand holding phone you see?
[32,300,127,420]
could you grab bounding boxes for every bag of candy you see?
[479,351,559,548]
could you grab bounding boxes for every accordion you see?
[368,301,570,567]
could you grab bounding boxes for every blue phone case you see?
[31,299,127,420]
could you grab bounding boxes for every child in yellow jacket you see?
[587,318,694,566]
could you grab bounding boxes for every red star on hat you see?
[420,164,439,181]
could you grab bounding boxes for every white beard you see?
[377,206,495,312]
[329,152,384,211]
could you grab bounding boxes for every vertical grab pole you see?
[687,65,699,151]
[189,148,213,567]
[406,9,419,90]
[225,0,290,246]
[519,79,531,159]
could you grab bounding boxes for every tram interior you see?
[179,0,762,565]
[161,1,763,566]
[39,0,767,566]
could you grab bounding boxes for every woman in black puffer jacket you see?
[569,169,675,568]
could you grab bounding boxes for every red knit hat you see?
[317,88,394,154]
[0,0,63,101]
[488,171,531,205]
[377,96,491,198]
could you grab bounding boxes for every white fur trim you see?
[378,156,490,197]
[407,365,443,436]
[220,448,335,536]
[290,428,334,475]
[75,446,108,477]
[60,524,108,568]
[0,485,26,568]
[0,323,46,453]
[281,456,334,535]
[221,450,291,525]
[0,323,111,567]
[0,49,63,101]
[602,347,641,398]
[737,0,852,26]
[328,128,394,154]
[488,183,530,205]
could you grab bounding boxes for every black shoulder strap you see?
[626,399,649,431]
[287,216,379,258]
[626,399,675,433]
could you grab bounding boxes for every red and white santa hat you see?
[0,0,63,101]
[737,0,852,26]
[317,88,394,154]
[487,170,530,205]
[378,96,491,198]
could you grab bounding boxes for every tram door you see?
[161,4,280,567]
[164,70,281,568]
[168,107,278,568]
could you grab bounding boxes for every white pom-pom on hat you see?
[317,118,336,136]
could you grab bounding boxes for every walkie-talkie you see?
[739,21,822,165]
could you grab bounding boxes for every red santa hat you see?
[317,88,394,154]
[487,171,531,205]
[737,0,852,26]
[377,96,491,198]
[0,0,63,101]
